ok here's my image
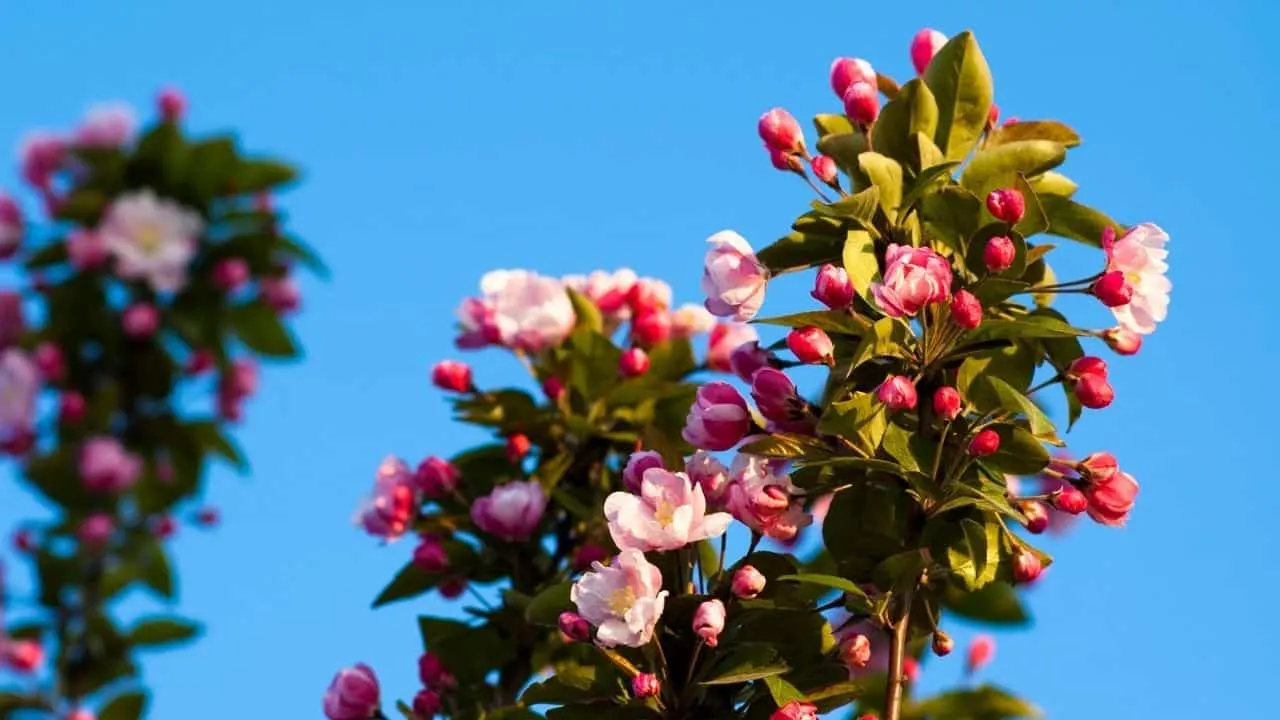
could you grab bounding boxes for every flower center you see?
[607,587,637,616]
[654,499,675,526]
[135,223,164,254]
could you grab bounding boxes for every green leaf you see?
[186,420,247,471]
[816,132,868,175]
[700,643,790,685]
[526,581,574,627]
[26,241,70,270]
[139,540,175,600]
[899,161,961,213]
[943,582,1029,625]
[960,141,1066,200]
[880,424,938,478]
[753,310,869,336]
[913,132,946,171]
[740,433,835,460]
[818,186,881,232]
[813,114,855,139]
[0,692,46,712]
[856,153,904,221]
[922,31,994,161]
[646,337,696,381]
[823,484,912,562]
[567,329,623,400]
[764,674,806,706]
[1029,171,1077,198]
[842,230,880,307]
[956,343,1036,411]
[98,691,148,720]
[911,685,1042,718]
[1039,195,1122,247]
[798,456,905,478]
[522,664,620,704]
[373,563,438,608]
[417,617,513,684]
[776,573,872,608]
[919,184,981,255]
[845,317,911,373]
[942,518,1001,591]
[276,234,331,278]
[986,120,1081,148]
[816,392,886,457]
[233,158,300,193]
[228,300,299,357]
[127,616,202,647]
[982,425,1051,475]
[1013,173,1050,238]
[975,316,1088,340]
[565,287,604,334]
[757,230,845,274]
[986,377,1058,442]
[871,79,939,168]
[184,137,238,201]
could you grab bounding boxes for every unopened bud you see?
[212,257,251,292]
[1074,374,1114,409]
[830,57,876,99]
[631,672,661,699]
[811,264,854,309]
[987,104,1000,129]
[758,108,805,155]
[1078,452,1119,481]
[810,155,838,186]
[968,429,1000,457]
[58,391,86,425]
[932,386,962,421]
[542,376,566,401]
[558,611,592,643]
[931,630,954,657]
[732,564,767,599]
[1102,326,1142,356]
[1092,271,1133,307]
[910,28,948,75]
[950,289,983,329]
[843,82,880,125]
[1020,500,1049,534]
[431,360,473,393]
[877,375,917,411]
[1051,487,1088,515]
[1013,548,1043,583]
[157,87,187,123]
[985,189,1026,224]
[983,235,1016,273]
[839,633,872,668]
[631,310,672,348]
[786,326,834,365]
[122,303,160,339]
[619,347,650,378]
[1068,355,1108,380]
[505,433,532,464]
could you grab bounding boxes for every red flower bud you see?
[185,349,215,375]
[631,310,672,348]
[843,82,880,125]
[910,28,948,75]
[558,611,592,643]
[506,433,532,464]
[1020,500,1049,534]
[1051,487,1088,515]
[769,146,803,173]
[983,235,1016,273]
[157,87,186,123]
[985,189,1025,224]
[1068,356,1108,380]
[966,635,995,674]
[932,630,954,657]
[812,264,854,309]
[122,303,160,339]
[413,690,442,719]
[419,651,455,689]
[758,108,805,155]
[987,103,1000,129]
[59,391,86,425]
[1092,271,1134,307]
[631,673,661,699]
[1102,326,1142,356]
[572,543,609,571]
[830,57,876,99]
[810,155,838,186]
[1013,548,1043,584]
[431,360,473,393]
[542,376,566,401]
[212,257,251,292]
[786,326,834,365]
[932,386,962,421]
[1078,452,1118,481]
[151,514,177,540]
[619,347,650,378]
[196,506,220,527]
[877,375,917,411]
[440,578,464,599]
[1,639,43,673]
[1074,374,1114,409]
[412,535,450,574]
[950,290,983,329]
[12,528,34,553]
[34,341,64,383]
[968,429,1000,457]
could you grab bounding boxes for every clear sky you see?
[1,1,1277,718]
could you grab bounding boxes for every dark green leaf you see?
[522,663,620,704]
[417,617,513,683]
[776,574,871,607]
[986,377,1058,442]
[228,300,299,357]
[373,563,438,608]
[700,643,790,685]
[127,616,202,647]
[186,420,247,471]
[911,685,1042,718]
[526,581,574,627]
[823,484,912,562]
[982,425,1051,475]
[98,691,148,720]
[899,161,962,213]
[764,674,805,705]
[922,31,994,161]
[986,120,1081,148]
[816,132,868,175]
[943,582,1029,625]
[740,433,835,461]
[233,158,300,193]
[139,539,175,599]
[920,184,981,255]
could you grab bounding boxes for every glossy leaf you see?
[565,287,604,334]
[856,153,904,220]
[127,617,202,647]
[526,581,574,627]
[98,692,148,720]
[757,230,845,274]
[960,141,1066,200]
[842,230,880,307]
[922,31,994,161]
[700,643,790,685]
[987,377,1058,442]
[943,582,1029,625]
[986,120,1081,148]
[1040,195,1123,247]
[871,79,939,168]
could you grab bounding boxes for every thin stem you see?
[884,582,917,720]
[1026,374,1063,396]
[930,421,952,482]
[802,174,833,203]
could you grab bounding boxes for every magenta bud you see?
[157,87,187,123]
[1102,326,1142,356]
[839,633,872,668]
[811,263,854,309]
[1021,500,1049,534]
[558,611,592,643]
[983,236,1016,273]
[731,564,767,599]
[931,386,962,421]
[968,429,1000,457]
[122,303,160,339]
[786,326,834,365]
[431,360,473,393]
[619,347,650,378]
[631,673,661,699]
[932,631,954,657]
[757,108,805,155]
[212,257,251,292]
[985,189,1026,224]
[1092,271,1134,307]
[830,57,876,99]
[842,81,880,125]
[876,375,917,411]
[810,155,838,186]
[910,28,948,75]
[1013,548,1043,583]
[1051,487,1088,515]
[1074,374,1114,409]
[950,290,983,329]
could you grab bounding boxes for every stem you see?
[884,583,917,720]
[930,422,951,482]
[802,174,833,203]
[1026,374,1063,395]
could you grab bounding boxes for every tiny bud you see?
[1078,452,1119,481]
[439,576,467,599]
[59,391,86,425]
[812,263,855,310]
[196,506,220,527]
[151,514,177,540]
[431,360,473,393]
[34,341,65,383]
[910,28,948,75]
[1074,374,1114,409]
[632,672,661,699]
[212,257,251,292]
[412,535,450,574]
[67,708,96,720]
[157,86,187,123]
[758,108,805,155]
[987,103,1000,129]
[877,375,917,411]
[903,657,920,682]
[12,529,34,553]
[966,634,995,673]
[1068,355,1109,380]
[419,651,455,689]
[77,513,114,548]
[619,347,650,378]
[413,689,442,719]
[786,326,834,365]
[506,433,532,464]
[693,599,726,647]
[810,155,838,186]
[1,639,44,673]
[1020,500,1049,534]
[121,303,160,339]
[542,376,565,401]
[572,543,609,571]
[950,289,983,329]
[839,633,872,668]
[1092,271,1134,307]
[1102,326,1142,356]
[932,386,963,421]
[932,630,954,657]
[185,349,215,375]
[732,564,767,599]
[843,81,880,125]
[415,456,459,498]
[768,147,803,173]
[968,429,1000,457]
[1051,487,1088,515]
[1013,548,1044,584]
[558,611,592,643]
[985,189,1026,224]
[983,235,1016,273]
[830,57,876,99]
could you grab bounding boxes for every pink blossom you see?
[471,480,547,542]
[431,360,473,393]
[630,310,671,348]
[623,451,665,494]
[1083,470,1138,527]
[454,296,501,348]
[682,382,752,451]
[261,275,301,314]
[121,302,159,339]
[812,263,854,309]
[1104,223,1171,335]
[100,190,203,293]
[693,599,726,647]
[843,82,880,124]
[563,269,637,319]
[0,192,22,259]
[358,457,417,540]
[757,108,805,154]
[66,230,109,270]
[732,564,766,599]
[685,451,730,505]
[415,456,459,498]
[772,701,819,720]
[74,103,136,147]
[871,244,953,317]
[729,341,773,383]
[671,303,716,338]
[604,468,732,552]
[570,549,668,648]
[322,663,380,720]
[877,375,917,411]
[750,368,803,426]
[725,454,812,541]
[911,28,948,74]
[830,57,876,99]
[158,86,187,123]
[78,513,114,548]
[79,436,142,493]
[707,322,757,372]
[477,270,576,352]
[702,231,769,321]
[631,673,661,698]
[628,277,673,315]
[0,350,38,437]
[19,132,66,190]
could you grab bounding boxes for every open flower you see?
[702,231,769,321]
[570,550,668,648]
[471,480,547,541]
[358,457,417,541]
[707,323,757,372]
[477,270,576,352]
[1104,223,1170,335]
[871,244,952,317]
[100,190,203,293]
[323,664,380,720]
[725,454,812,541]
[563,269,638,320]
[682,382,752,451]
[604,468,732,551]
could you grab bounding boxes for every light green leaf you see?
[871,79,939,168]
[1029,171,1077,198]
[911,685,1042,718]
[956,343,1036,411]
[817,132,868,174]
[899,161,961,214]
[813,113,855,139]
[960,141,1066,200]
[776,573,872,607]
[816,392,886,456]
[565,287,604,334]
[1039,195,1123,247]
[847,317,912,372]
[922,31,994,161]
[856,153,904,221]
[987,377,1058,442]
[982,425,1051,475]
[752,310,869,336]
[740,433,835,460]
[842,230,880,307]
[919,184,981,255]
[986,120,1081,148]
[764,675,806,706]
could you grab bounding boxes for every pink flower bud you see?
[412,690,441,719]
[619,347,650,378]
[950,289,983,329]
[196,506,220,527]
[323,664,379,720]
[79,436,142,493]
[830,57,876,99]
[12,528,34,553]
[932,386,962,421]
[729,341,772,383]
[983,236,1016,273]
[542,376,565,401]
[631,310,671,348]
[1051,486,1088,515]
[20,133,66,191]
[628,277,673,315]
[683,382,752,451]
[558,611,592,643]
[910,28,948,75]
[505,434,531,464]
[786,327,834,365]
[757,108,805,154]
[966,634,995,674]
[67,708,95,720]
[1083,469,1138,526]
[708,323,758,373]
[987,104,1000,129]
[932,631,954,657]
[623,450,665,494]
[1074,374,1114,409]
[1,639,43,674]
[811,264,854,309]
[1068,355,1108,380]
[1092,271,1133,307]
[0,292,25,349]
[693,599,726,647]
[631,672,661,699]
[431,360,473,393]
[985,189,1026,224]
[415,456,459,498]
[810,155,838,186]
[59,391,86,425]
[1013,549,1043,583]
[470,480,547,542]
[732,564,767,599]
[418,652,455,689]
[769,146,802,173]
[0,192,23,260]
[185,349,215,375]
[1020,500,1049,534]
[157,86,186,122]
[412,535,450,574]
[572,543,609,571]
[843,81,880,125]
[122,303,159,339]
[212,257,251,292]
[261,275,301,315]
[34,341,64,383]
[877,375,917,411]
[968,429,1000,457]
[151,514,177,540]
[78,513,114,548]
[750,368,806,427]
[1102,326,1142,356]
[1078,451,1118,481]
[67,230,109,270]
[839,633,872,668]
[439,576,466,598]
[772,700,820,720]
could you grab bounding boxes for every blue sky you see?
[1,1,1277,718]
